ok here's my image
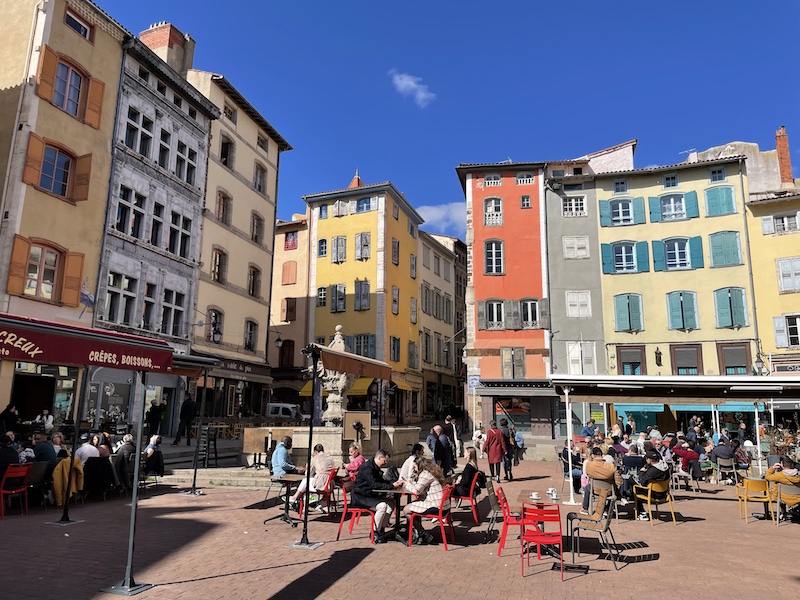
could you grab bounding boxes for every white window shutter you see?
[582,342,596,375]
[370,196,377,211]
[338,237,346,263]
[349,199,357,213]
[355,233,362,260]
[761,216,775,235]
[363,232,370,259]
[774,316,789,348]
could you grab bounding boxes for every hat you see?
[80,433,90,441]
[645,450,661,462]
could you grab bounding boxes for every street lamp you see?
[274,336,283,348]
[211,323,222,344]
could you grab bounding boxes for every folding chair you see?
[568,491,622,570]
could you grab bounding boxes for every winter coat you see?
[483,427,507,464]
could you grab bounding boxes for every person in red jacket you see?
[482,420,507,483]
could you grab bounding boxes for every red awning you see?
[0,312,173,372]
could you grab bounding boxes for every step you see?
[160,466,271,489]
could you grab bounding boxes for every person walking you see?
[172,392,197,446]
[483,420,507,483]
[146,397,168,437]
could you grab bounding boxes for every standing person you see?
[626,416,636,436]
[499,418,514,481]
[737,422,747,445]
[34,409,54,434]
[351,449,405,543]
[472,426,485,459]
[443,415,459,463]
[0,404,19,433]
[434,425,453,475]
[483,420,507,483]
[172,392,197,447]
[512,427,525,466]
[146,397,168,437]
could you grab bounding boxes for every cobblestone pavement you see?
[1,457,796,600]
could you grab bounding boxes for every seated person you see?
[144,435,161,458]
[93,434,111,459]
[271,436,305,478]
[730,439,751,471]
[0,433,20,480]
[454,447,484,497]
[472,426,485,459]
[351,449,404,543]
[75,433,100,464]
[5,430,19,452]
[289,444,335,512]
[343,443,365,481]
[561,440,583,494]
[620,445,646,499]
[115,434,137,459]
[33,433,58,477]
[632,450,671,521]
[34,409,54,434]
[582,446,623,511]
[18,439,36,463]
[400,443,425,482]
[50,433,68,456]
[765,456,800,522]
[609,436,628,457]
[402,457,449,544]
[579,420,597,439]
[671,440,700,476]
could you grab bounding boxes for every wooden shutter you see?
[410,255,416,278]
[361,281,370,310]
[614,295,630,331]
[61,252,84,307]
[37,45,58,102]
[6,235,31,296]
[652,240,666,271]
[730,288,746,327]
[504,299,520,330]
[598,200,611,227]
[629,295,642,330]
[410,297,417,324]
[667,292,683,329]
[337,237,346,263]
[362,233,370,259]
[632,197,646,224]
[369,335,376,359]
[354,281,361,310]
[282,262,296,285]
[648,197,662,222]
[635,241,649,272]
[689,236,704,268]
[72,154,92,201]
[336,284,346,312]
[84,78,105,129]
[501,348,513,379]
[286,297,297,321]
[684,191,699,218]
[705,187,721,216]
[329,285,336,313]
[331,202,339,217]
[280,298,288,321]
[774,316,789,348]
[22,133,45,186]
[477,300,487,330]
[582,343,596,375]
[683,292,697,329]
[600,243,613,273]
[349,199,357,214]
[512,347,526,379]
[355,233,362,260]
[538,297,550,329]
[761,216,775,235]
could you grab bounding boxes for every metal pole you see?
[58,365,90,523]
[564,387,578,505]
[186,368,209,496]
[754,403,763,476]
[378,379,383,449]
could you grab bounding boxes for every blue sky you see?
[101,0,799,239]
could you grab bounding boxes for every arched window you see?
[254,163,266,193]
[244,320,258,352]
[216,191,232,225]
[220,134,234,168]
[318,238,327,257]
[25,244,61,300]
[250,212,264,244]
[206,308,224,342]
[211,247,228,283]
[484,197,502,226]
[247,265,261,298]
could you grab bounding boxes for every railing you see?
[484,213,503,226]
[516,177,533,185]
[484,179,502,187]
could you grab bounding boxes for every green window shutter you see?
[652,240,666,271]
[683,292,697,329]
[614,295,630,331]
[601,243,614,273]
[633,197,645,224]
[648,197,662,222]
[635,241,649,272]
[685,191,699,218]
[731,288,746,326]
[715,288,732,328]
[629,294,642,330]
[667,292,683,329]
[599,201,611,227]
[689,236,704,268]
[720,187,734,214]
[705,188,721,217]
[724,232,740,265]
[710,233,724,266]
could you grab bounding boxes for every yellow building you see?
[303,174,424,423]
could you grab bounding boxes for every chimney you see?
[139,22,195,77]
[776,125,793,187]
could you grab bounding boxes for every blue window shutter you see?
[689,236,704,268]
[599,201,611,227]
[667,292,683,329]
[652,240,666,271]
[709,233,724,266]
[601,243,614,273]
[683,292,698,329]
[725,232,740,265]
[648,197,662,222]
[629,294,642,330]
[614,295,630,331]
[715,288,732,327]
[633,197,645,224]
[635,241,650,272]
[705,188,721,217]
[731,288,746,326]
[685,191,699,218]
[720,186,734,214]
[369,334,376,358]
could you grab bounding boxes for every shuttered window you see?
[704,186,735,216]
[355,232,371,260]
[330,284,346,313]
[777,257,800,292]
[391,286,399,315]
[709,231,741,267]
[614,294,643,332]
[354,280,370,311]
[6,235,82,306]
[714,287,747,328]
[23,133,91,202]
[673,345,701,375]
[332,236,347,264]
[281,298,297,322]
[37,45,104,128]
[667,291,698,330]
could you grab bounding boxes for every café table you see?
[372,487,411,543]
[264,473,306,527]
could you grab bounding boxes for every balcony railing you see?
[484,212,504,226]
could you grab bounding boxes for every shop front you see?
[191,354,272,419]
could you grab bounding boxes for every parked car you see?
[265,403,310,422]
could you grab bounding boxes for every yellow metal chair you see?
[735,478,773,524]
[633,479,676,526]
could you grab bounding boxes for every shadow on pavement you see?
[265,548,374,600]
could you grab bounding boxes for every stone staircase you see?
[160,466,272,489]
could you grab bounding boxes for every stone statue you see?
[320,325,358,425]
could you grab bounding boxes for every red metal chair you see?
[336,478,376,543]
[496,486,526,556]
[406,484,456,550]
[453,471,481,525]
[520,502,564,580]
[1,463,32,519]
[299,468,338,518]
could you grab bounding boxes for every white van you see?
[265,403,310,422]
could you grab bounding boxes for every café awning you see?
[299,376,375,397]
[392,379,413,391]
[614,403,664,413]
[307,343,392,380]
[0,312,173,372]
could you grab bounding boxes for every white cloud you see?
[417,202,466,238]
[388,69,436,108]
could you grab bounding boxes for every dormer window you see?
[515,172,534,185]
[484,173,501,187]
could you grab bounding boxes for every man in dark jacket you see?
[351,449,404,542]
[146,397,168,437]
[442,415,458,464]
[172,392,197,446]
[499,418,514,481]
[435,424,453,475]
[633,450,671,520]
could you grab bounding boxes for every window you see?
[601,241,649,274]
[105,272,137,325]
[433,255,440,275]
[421,284,431,314]
[318,239,328,257]
[332,199,348,217]
[392,202,399,219]
[443,261,451,282]
[613,179,628,194]
[223,103,237,122]
[124,107,152,158]
[330,284,346,312]
[563,236,589,259]
[220,135,234,168]
[24,244,59,300]
[423,330,431,363]
[653,237,705,271]
[484,197,502,226]
[778,257,800,292]
[354,334,376,359]
[410,297,417,324]
[256,134,267,151]
[612,242,635,272]
[390,337,401,362]
[516,172,533,185]
[317,287,327,307]
[65,10,92,40]
[661,194,685,219]
[562,196,586,217]
[435,334,443,366]
[613,294,643,332]
[433,290,442,320]
[704,186,735,216]
[663,174,678,189]
[284,231,298,250]
[422,245,430,268]
[158,129,171,169]
[667,291,698,330]
[408,341,419,369]
[250,213,264,244]
[39,145,72,197]
[281,261,297,285]
[142,283,156,330]
[714,287,747,328]
[408,219,416,238]
[500,347,526,378]
[391,286,399,315]
[710,167,727,182]
[168,212,191,258]
[172,95,183,110]
[649,192,698,222]
[319,205,328,219]
[551,169,565,177]
[718,342,749,375]
[521,299,538,329]
[160,289,184,337]
[188,107,196,120]
[617,346,645,375]
[355,232,370,260]
[521,195,531,209]
[280,298,296,322]
[115,186,145,238]
[484,240,504,274]
[573,167,583,176]
[9,236,82,305]
[185,148,197,185]
[247,266,261,297]
[709,231,741,267]
[216,192,232,225]
[566,341,595,375]
[410,255,417,279]
[484,173,501,187]
[672,344,702,375]
[254,164,266,193]
[391,239,399,265]
[762,213,800,235]
[566,291,591,318]
[486,300,504,329]
[775,315,800,348]
[156,81,166,95]
[53,61,83,117]
[610,199,632,225]
[354,280,370,311]
[331,236,346,264]
[211,248,228,283]
[150,202,163,247]
[175,142,187,180]
[244,321,258,351]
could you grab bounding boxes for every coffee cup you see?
[530,492,540,499]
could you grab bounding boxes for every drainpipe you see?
[738,157,761,369]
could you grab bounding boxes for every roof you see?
[302,180,425,225]
[455,160,546,192]
[747,189,800,205]
[209,74,292,152]
[583,139,638,159]
[593,155,746,178]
